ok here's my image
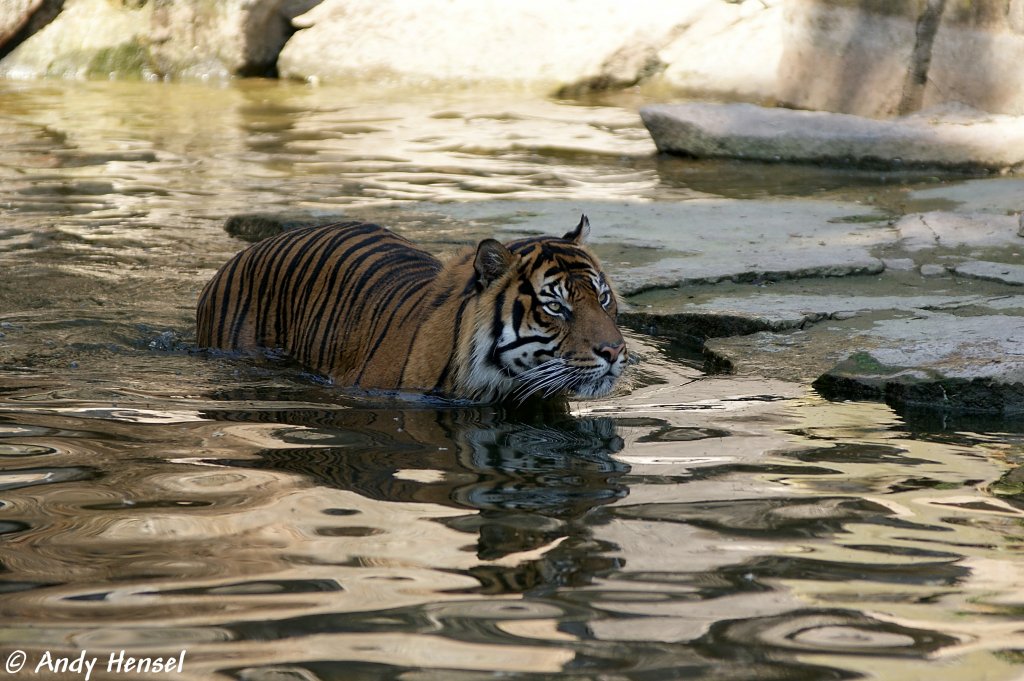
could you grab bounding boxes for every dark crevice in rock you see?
[620,311,782,349]
[620,311,800,376]
[555,47,665,98]
[237,1,323,77]
[0,0,64,62]
[247,0,323,79]
[897,0,947,115]
[814,353,1024,417]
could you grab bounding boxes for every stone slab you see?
[641,102,1024,171]
[814,312,1024,415]
[954,261,1024,286]
[894,211,1023,252]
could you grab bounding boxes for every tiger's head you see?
[461,215,627,402]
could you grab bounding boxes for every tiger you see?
[196,215,627,402]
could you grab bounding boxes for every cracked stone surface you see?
[895,211,1023,252]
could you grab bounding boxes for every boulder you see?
[148,0,321,78]
[647,0,787,104]
[0,0,42,48]
[0,0,61,58]
[0,0,152,80]
[640,101,1024,171]
[278,0,716,88]
[0,0,320,80]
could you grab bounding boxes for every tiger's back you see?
[197,222,443,384]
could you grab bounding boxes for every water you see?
[1,78,1022,680]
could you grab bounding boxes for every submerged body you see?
[196,218,626,402]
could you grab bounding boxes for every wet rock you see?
[990,465,1024,510]
[894,211,1021,251]
[814,313,1024,415]
[620,311,788,350]
[641,102,1024,171]
[224,212,344,243]
[954,261,1024,286]
[882,258,916,272]
[0,0,319,80]
[908,178,1024,216]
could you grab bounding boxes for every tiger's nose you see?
[595,341,626,365]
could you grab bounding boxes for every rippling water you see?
[1,79,1023,680]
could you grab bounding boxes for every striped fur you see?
[196,217,626,402]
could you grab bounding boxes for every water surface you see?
[0,79,1022,680]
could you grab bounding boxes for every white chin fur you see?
[570,375,618,399]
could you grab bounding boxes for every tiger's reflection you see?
[202,404,628,590]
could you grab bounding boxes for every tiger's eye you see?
[543,302,568,318]
[599,291,613,308]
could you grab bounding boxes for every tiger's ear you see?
[474,239,514,289]
[562,214,590,244]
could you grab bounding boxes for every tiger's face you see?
[468,215,627,401]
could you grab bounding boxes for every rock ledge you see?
[641,102,1024,171]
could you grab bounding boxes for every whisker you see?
[512,360,572,402]
[542,369,583,398]
[513,373,564,402]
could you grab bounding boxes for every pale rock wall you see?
[652,0,787,103]
[775,1,922,118]
[277,0,715,89]
[924,0,1024,115]
[4,0,1024,117]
